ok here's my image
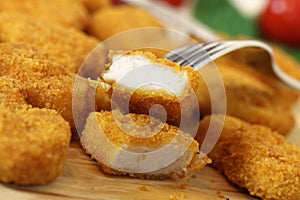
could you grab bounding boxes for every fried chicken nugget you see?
[81,110,210,179]
[0,43,78,131]
[0,0,88,30]
[0,107,71,185]
[228,37,300,82]
[0,12,99,73]
[79,0,111,12]
[197,115,300,200]
[94,50,201,127]
[197,57,297,135]
[88,5,163,40]
[0,76,29,110]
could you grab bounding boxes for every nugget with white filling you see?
[94,51,200,127]
[0,107,71,185]
[197,115,300,200]
[81,110,210,179]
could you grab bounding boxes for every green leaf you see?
[193,0,259,37]
[193,0,300,62]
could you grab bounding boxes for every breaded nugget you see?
[0,12,99,73]
[26,75,75,131]
[79,0,111,12]
[0,76,29,110]
[81,110,210,179]
[196,57,297,135]
[88,5,163,40]
[94,50,200,127]
[0,0,88,30]
[0,43,77,129]
[0,43,69,79]
[228,37,300,82]
[197,115,300,200]
[0,107,71,185]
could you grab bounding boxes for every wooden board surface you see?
[1,100,299,200]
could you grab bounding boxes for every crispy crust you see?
[197,57,297,135]
[79,0,111,12]
[81,110,210,179]
[88,5,163,40]
[0,12,99,73]
[0,43,76,130]
[95,50,200,126]
[0,76,29,110]
[0,107,71,185]
[197,115,300,200]
[0,0,88,30]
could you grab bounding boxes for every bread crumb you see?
[169,192,185,200]
[138,185,148,191]
[216,191,229,199]
[178,183,186,189]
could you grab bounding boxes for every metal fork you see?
[165,40,300,90]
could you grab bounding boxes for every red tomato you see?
[111,0,124,5]
[260,0,300,46]
[164,0,185,7]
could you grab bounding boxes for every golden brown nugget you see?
[0,0,88,30]
[196,57,297,135]
[0,77,29,110]
[0,107,71,185]
[94,50,201,127]
[88,5,163,40]
[0,43,77,129]
[227,38,300,82]
[81,110,210,179]
[79,0,111,12]
[0,12,99,73]
[197,115,300,200]
[0,43,70,79]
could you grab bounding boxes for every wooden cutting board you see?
[1,101,299,200]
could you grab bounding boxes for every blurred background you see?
[149,0,300,61]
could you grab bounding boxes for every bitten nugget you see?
[88,5,163,40]
[94,50,200,127]
[81,110,210,179]
[197,115,300,200]
[0,12,99,73]
[0,0,88,30]
[0,107,71,185]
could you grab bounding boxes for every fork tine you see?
[180,42,222,66]
[165,44,202,62]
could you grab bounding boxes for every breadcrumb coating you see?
[81,110,210,179]
[79,0,111,12]
[88,5,163,40]
[0,43,76,130]
[0,43,70,80]
[197,57,297,135]
[0,107,71,185]
[0,12,99,73]
[95,50,201,127]
[0,0,88,30]
[0,76,29,110]
[197,115,300,200]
